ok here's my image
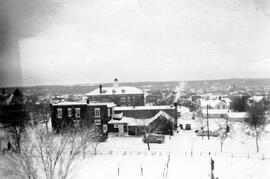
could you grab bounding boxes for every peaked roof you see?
[108,111,175,126]
[248,96,264,103]
[200,99,229,108]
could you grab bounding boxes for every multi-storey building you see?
[85,79,145,106]
[51,101,115,137]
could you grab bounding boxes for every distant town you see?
[1,78,270,179]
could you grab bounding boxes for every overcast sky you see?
[13,0,270,86]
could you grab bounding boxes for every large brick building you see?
[51,101,115,137]
[85,79,145,106]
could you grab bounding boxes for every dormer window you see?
[112,89,116,94]
[122,89,126,93]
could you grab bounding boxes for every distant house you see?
[202,109,229,119]
[85,79,145,106]
[51,101,115,136]
[108,111,175,136]
[177,106,190,116]
[228,112,248,122]
[178,111,195,130]
[200,97,230,110]
[247,96,265,106]
[180,111,193,121]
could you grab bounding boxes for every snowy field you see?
[72,153,270,179]
[1,121,270,179]
[69,121,270,179]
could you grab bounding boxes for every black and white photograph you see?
[1,0,270,178]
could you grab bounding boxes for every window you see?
[94,108,100,117]
[132,96,136,101]
[121,97,126,103]
[107,108,110,117]
[68,108,72,117]
[75,108,81,118]
[127,97,131,103]
[57,108,62,119]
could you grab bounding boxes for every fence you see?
[87,150,270,160]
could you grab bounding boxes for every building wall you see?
[203,114,228,118]
[51,104,111,134]
[51,104,88,132]
[87,94,144,106]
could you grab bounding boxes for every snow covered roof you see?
[180,111,193,116]
[85,86,143,96]
[108,111,175,126]
[228,112,248,119]
[200,99,229,108]
[112,112,123,119]
[114,105,175,111]
[52,101,87,106]
[177,106,190,113]
[87,102,116,107]
[202,109,229,115]
[248,96,264,103]
[52,101,116,107]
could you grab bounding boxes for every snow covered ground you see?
[72,151,270,179]
[69,121,270,179]
[1,121,270,178]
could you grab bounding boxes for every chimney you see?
[219,96,221,100]
[86,99,89,104]
[113,78,119,88]
[99,85,102,93]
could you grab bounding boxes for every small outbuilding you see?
[108,111,175,136]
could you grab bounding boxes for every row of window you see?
[57,107,101,119]
[120,96,136,103]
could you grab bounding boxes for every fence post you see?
[118,162,120,176]
[262,153,265,160]
[140,163,143,176]
[231,153,233,158]
[247,153,249,159]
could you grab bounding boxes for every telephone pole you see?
[207,104,210,140]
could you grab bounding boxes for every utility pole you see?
[207,104,210,140]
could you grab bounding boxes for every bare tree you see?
[0,125,103,179]
[217,124,232,152]
[196,109,205,140]
[0,130,37,179]
[245,102,266,153]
